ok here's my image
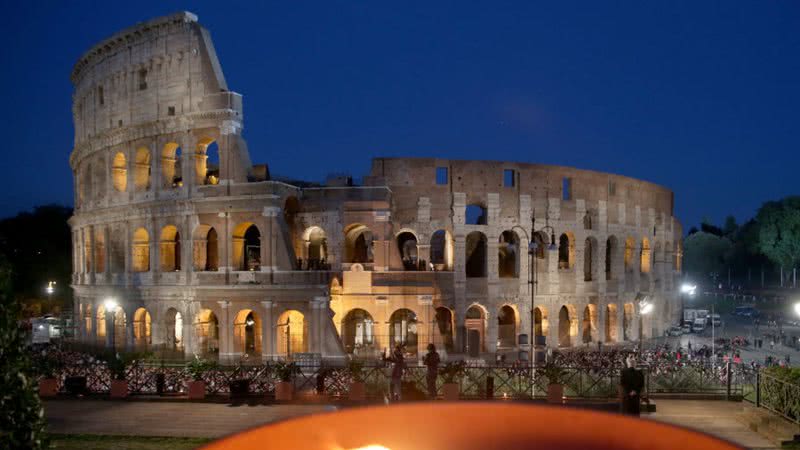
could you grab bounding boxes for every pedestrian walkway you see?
[44,399,779,449]
[645,400,777,449]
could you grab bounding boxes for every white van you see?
[710,314,721,327]
[692,318,706,333]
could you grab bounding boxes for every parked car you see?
[666,326,683,336]
[692,318,706,333]
[682,324,692,334]
[710,314,721,327]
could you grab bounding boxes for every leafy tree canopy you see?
[755,196,800,269]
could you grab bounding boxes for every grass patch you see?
[49,434,213,450]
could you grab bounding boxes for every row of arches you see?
[79,138,221,206]
[337,302,641,358]
[84,304,309,358]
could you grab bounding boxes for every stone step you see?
[735,403,799,446]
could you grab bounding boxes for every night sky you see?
[3,2,798,231]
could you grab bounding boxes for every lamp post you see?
[513,216,557,364]
[104,298,118,350]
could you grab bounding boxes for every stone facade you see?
[69,12,683,363]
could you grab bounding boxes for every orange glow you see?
[201,403,739,450]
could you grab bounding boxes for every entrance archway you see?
[497,305,516,348]
[342,309,375,355]
[133,307,151,349]
[606,304,618,343]
[558,306,572,347]
[434,307,454,352]
[164,308,183,351]
[277,310,307,357]
[195,309,219,358]
[465,305,486,356]
[389,309,418,355]
[623,303,634,341]
[533,306,549,340]
[233,309,261,356]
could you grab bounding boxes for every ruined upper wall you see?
[367,157,677,225]
[70,11,240,148]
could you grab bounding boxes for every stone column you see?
[103,226,112,277]
[125,308,135,351]
[87,225,96,281]
[260,300,274,361]
[105,308,114,348]
[617,303,626,343]
[597,302,607,344]
[218,301,233,363]
[150,218,160,275]
[181,301,196,357]
[485,310,498,354]
[89,301,97,344]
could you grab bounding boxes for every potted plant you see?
[106,353,129,398]
[348,360,366,401]
[542,363,566,404]
[35,351,61,397]
[439,361,466,401]
[273,361,300,401]
[186,355,216,400]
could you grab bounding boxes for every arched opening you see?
[558,305,572,347]
[344,224,373,264]
[161,142,183,188]
[675,240,683,272]
[430,229,454,270]
[96,304,106,343]
[132,228,150,272]
[160,225,181,272]
[195,309,219,358]
[234,309,262,356]
[623,303,634,341]
[342,308,375,355]
[465,204,487,225]
[83,303,93,338]
[584,237,596,282]
[498,231,519,278]
[605,236,617,281]
[465,231,487,278]
[582,305,597,344]
[389,309,418,355]
[465,305,486,357]
[497,305,517,348]
[277,310,307,357]
[164,308,183,351]
[434,307,454,352]
[533,306,549,338]
[640,238,651,273]
[195,138,220,185]
[113,308,126,351]
[192,225,219,271]
[606,304,618,342]
[93,158,107,200]
[112,152,127,192]
[301,226,327,269]
[133,307,151,349]
[80,163,93,204]
[558,233,574,269]
[93,228,105,274]
[134,147,151,191]
[233,223,261,271]
[396,231,419,270]
[624,237,635,271]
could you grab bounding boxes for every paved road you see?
[44,399,778,449]
[651,313,800,366]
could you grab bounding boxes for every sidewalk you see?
[44,399,779,448]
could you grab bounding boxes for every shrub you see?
[186,355,216,381]
[439,361,467,383]
[273,362,301,382]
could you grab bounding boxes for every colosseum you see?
[69,12,683,364]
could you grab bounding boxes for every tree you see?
[0,255,48,449]
[722,215,738,237]
[683,231,732,281]
[755,197,800,270]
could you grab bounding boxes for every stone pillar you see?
[181,301,196,357]
[181,132,197,193]
[103,226,112,276]
[89,301,97,344]
[617,303,626,343]
[125,308,135,351]
[486,310,498,354]
[87,225,96,281]
[597,302,607,344]
[150,218,160,275]
[105,308,114,348]
[218,301,233,363]
[309,298,322,354]
[261,300,274,361]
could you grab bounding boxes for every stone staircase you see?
[736,402,800,447]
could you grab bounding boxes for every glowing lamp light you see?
[680,283,697,296]
[246,318,255,326]
[103,298,119,311]
[640,301,654,315]
[794,302,800,317]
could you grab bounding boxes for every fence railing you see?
[748,371,800,425]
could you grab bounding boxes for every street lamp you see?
[679,282,696,327]
[517,218,557,364]
[45,281,56,296]
[104,298,119,349]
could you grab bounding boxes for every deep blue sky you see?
[3,2,798,231]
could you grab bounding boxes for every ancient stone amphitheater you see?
[69,12,683,363]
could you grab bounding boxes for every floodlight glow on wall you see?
[104,298,118,311]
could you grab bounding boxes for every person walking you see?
[383,344,406,401]
[620,356,645,416]
[423,343,441,399]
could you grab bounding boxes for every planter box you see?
[547,384,564,404]
[442,383,460,401]
[64,376,87,395]
[275,381,293,401]
[110,380,128,398]
[38,378,59,397]
[187,380,206,400]
[349,382,366,401]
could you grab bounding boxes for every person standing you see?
[423,343,441,399]
[620,356,645,416]
[383,344,406,401]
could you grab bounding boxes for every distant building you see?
[69,12,683,363]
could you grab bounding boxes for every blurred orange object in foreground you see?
[203,403,741,450]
